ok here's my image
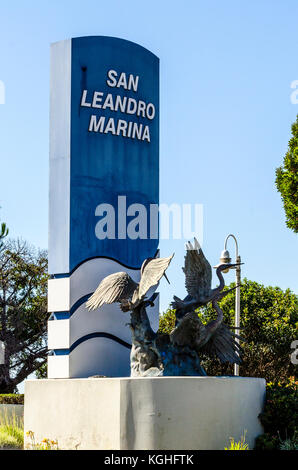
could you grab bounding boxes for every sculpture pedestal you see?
[24,377,265,450]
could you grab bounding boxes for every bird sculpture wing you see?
[170,312,206,348]
[199,323,244,364]
[86,272,138,311]
[136,254,174,302]
[183,238,212,300]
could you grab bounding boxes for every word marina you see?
[81,70,156,143]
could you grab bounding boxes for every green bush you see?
[255,433,280,450]
[255,378,298,450]
[256,432,298,451]
[279,432,298,450]
[0,394,24,405]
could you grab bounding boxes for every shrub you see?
[279,431,298,450]
[255,432,280,450]
[255,378,298,450]
[0,411,23,449]
[0,394,24,405]
[256,432,298,451]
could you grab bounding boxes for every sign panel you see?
[48,37,159,378]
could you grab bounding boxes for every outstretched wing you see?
[86,272,138,311]
[170,312,206,347]
[199,323,244,364]
[183,238,212,299]
[137,254,174,301]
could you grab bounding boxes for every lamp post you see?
[0,340,4,365]
[218,234,241,376]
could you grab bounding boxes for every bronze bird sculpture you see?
[86,240,244,377]
[86,254,174,313]
[172,238,241,318]
[170,298,243,366]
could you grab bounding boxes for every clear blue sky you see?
[0,0,297,314]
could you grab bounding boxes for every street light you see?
[218,234,241,376]
[0,340,5,365]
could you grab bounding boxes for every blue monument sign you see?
[48,37,159,378]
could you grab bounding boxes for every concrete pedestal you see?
[24,377,265,450]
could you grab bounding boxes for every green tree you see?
[0,219,8,248]
[276,115,298,232]
[159,279,298,382]
[0,239,48,393]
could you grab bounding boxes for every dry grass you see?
[0,410,23,449]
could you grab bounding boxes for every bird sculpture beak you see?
[213,262,244,269]
[163,272,170,284]
[225,262,244,269]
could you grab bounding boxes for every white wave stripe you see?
[47,257,160,378]
[48,338,131,379]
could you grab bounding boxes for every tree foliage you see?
[276,115,298,232]
[0,218,8,249]
[0,239,48,393]
[159,279,298,382]
[255,378,298,449]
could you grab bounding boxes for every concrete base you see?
[24,377,265,450]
